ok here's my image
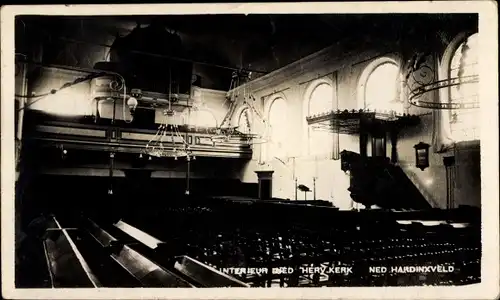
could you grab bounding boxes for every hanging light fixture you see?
[108,152,115,195]
[143,124,193,159]
[211,70,269,146]
[141,65,194,160]
[206,70,245,145]
[143,112,194,160]
[405,35,479,110]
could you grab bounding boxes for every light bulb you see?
[62,149,68,155]
[127,97,138,111]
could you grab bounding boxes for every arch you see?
[264,92,288,118]
[440,31,476,71]
[303,77,334,113]
[357,56,403,113]
[448,33,479,142]
[302,78,335,157]
[437,31,479,146]
[266,95,289,160]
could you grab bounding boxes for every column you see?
[332,71,340,160]
[389,126,399,164]
[443,156,456,209]
[359,120,368,158]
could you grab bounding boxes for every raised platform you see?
[22,111,253,159]
[306,110,420,134]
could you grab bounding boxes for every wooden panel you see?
[36,125,107,138]
[194,135,251,148]
[120,132,186,144]
[197,136,215,146]
[28,137,252,159]
[174,256,249,287]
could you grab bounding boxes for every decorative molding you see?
[192,86,227,97]
[28,137,252,159]
[229,40,347,96]
[36,125,107,138]
[230,37,398,97]
[120,131,186,144]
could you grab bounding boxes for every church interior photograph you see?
[13,13,481,288]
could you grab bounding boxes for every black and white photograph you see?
[1,2,498,299]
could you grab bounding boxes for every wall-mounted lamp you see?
[127,96,138,115]
[414,142,430,171]
[58,145,68,160]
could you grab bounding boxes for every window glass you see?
[308,83,334,157]
[449,33,479,142]
[364,62,400,113]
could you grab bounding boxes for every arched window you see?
[237,108,252,134]
[268,97,288,159]
[308,82,334,157]
[360,60,402,113]
[448,33,479,142]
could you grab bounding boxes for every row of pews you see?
[17,212,248,288]
[16,196,481,288]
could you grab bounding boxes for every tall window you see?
[448,33,479,142]
[363,62,401,113]
[268,98,288,159]
[237,108,252,134]
[308,83,334,157]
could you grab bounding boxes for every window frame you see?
[302,78,336,158]
[437,31,480,150]
[265,95,289,160]
[357,56,403,113]
[447,32,480,144]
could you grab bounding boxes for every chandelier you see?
[142,107,195,161]
[210,70,269,145]
[408,74,479,109]
[405,36,479,110]
[205,70,250,144]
